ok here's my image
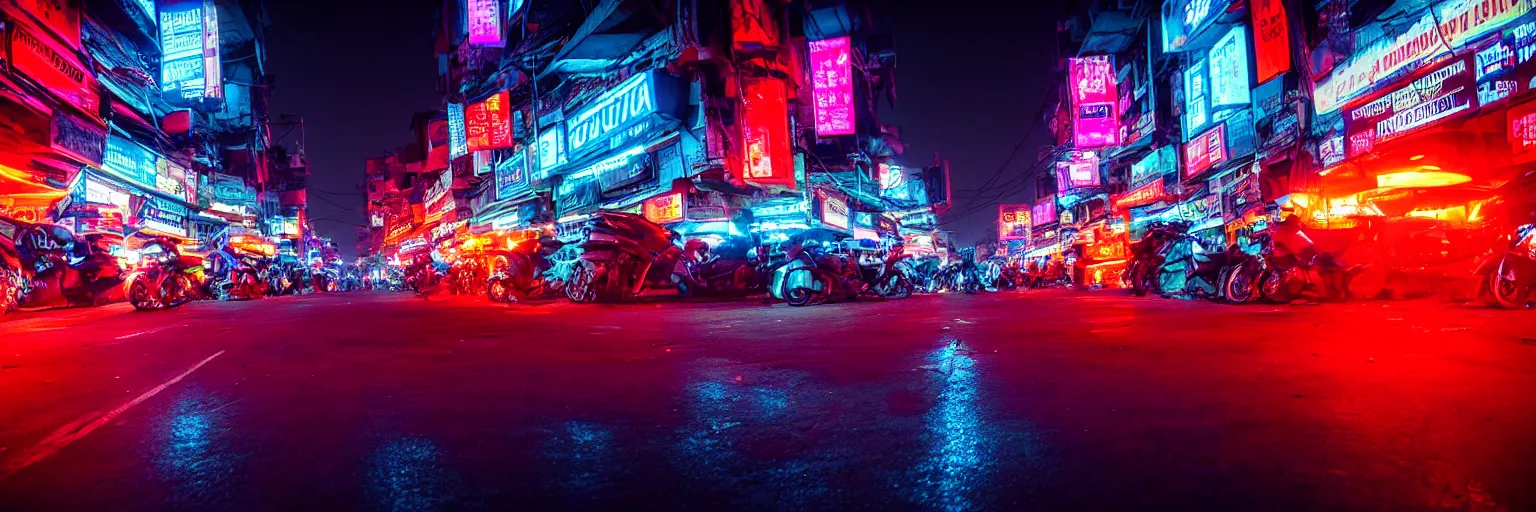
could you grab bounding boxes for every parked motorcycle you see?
[1257,216,1355,303]
[770,239,861,306]
[125,237,209,311]
[674,236,761,298]
[566,212,678,303]
[1219,234,1270,304]
[1154,233,1241,300]
[486,238,574,303]
[1126,221,1182,297]
[859,248,915,299]
[1478,223,1536,308]
[0,219,125,313]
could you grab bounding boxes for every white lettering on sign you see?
[567,73,656,154]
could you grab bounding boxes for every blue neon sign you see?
[159,1,210,103]
[565,71,684,158]
[103,137,158,189]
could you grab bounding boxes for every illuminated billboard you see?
[642,193,685,224]
[1031,196,1058,225]
[1184,124,1228,179]
[808,36,855,136]
[1250,0,1291,83]
[465,91,514,152]
[1055,152,1101,190]
[1162,0,1229,52]
[1207,26,1250,108]
[740,79,796,189]
[465,0,503,47]
[1344,55,1476,159]
[1184,58,1209,139]
[447,103,468,159]
[159,0,221,105]
[998,204,1031,241]
[1069,55,1119,148]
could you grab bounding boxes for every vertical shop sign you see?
[425,118,450,171]
[808,36,855,136]
[465,91,514,151]
[1344,56,1475,159]
[740,79,796,189]
[536,123,567,173]
[998,205,1031,241]
[1250,0,1290,84]
[159,0,221,105]
[11,23,100,120]
[1184,124,1228,179]
[465,0,503,47]
[495,151,528,201]
[447,102,468,158]
[50,111,106,166]
[1069,55,1120,148]
[1207,25,1251,107]
[1184,58,1209,139]
[1032,195,1058,225]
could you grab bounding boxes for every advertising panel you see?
[1032,195,1058,225]
[494,151,528,201]
[808,36,855,136]
[1069,55,1120,148]
[998,204,1031,241]
[1162,0,1230,52]
[159,0,221,105]
[465,91,514,152]
[1114,179,1166,210]
[642,192,686,224]
[815,188,850,231]
[1184,124,1228,179]
[535,123,567,172]
[1313,0,1532,114]
[566,71,683,158]
[155,159,192,203]
[740,79,796,189]
[1184,58,1209,139]
[1251,0,1291,83]
[1208,25,1251,107]
[16,0,81,49]
[447,102,468,159]
[103,136,159,189]
[1055,152,1101,190]
[11,22,100,120]
[1508,98,1536,161]
[465,0,503,47]
[1131,145,1176,185]
[50,111,106,166]
[1344,56,1475,159]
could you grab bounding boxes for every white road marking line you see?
[0,350,225,480]
[112,323,188,340]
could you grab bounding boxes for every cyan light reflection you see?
[155,393,240,506]
[914,342,991,511]
[543,421,617,496]
[367,437,455,512]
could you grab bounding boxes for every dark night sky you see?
[262,0,1061,257]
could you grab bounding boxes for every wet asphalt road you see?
[1,291,1535,511]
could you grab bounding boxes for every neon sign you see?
[1162,0,1227,52]
[1184,124,1227,179]
[808,36,855,136]
[495,151,528,201]
[1344,56,1475,159]
[465,0,503,47]
[12,23,99,120]
[1251,0,1291,83]
[1208,26,1250,107]
[1184,58,1209,139]
[1056,152,1101,190]
[465,91,514,152]
[998,205,1031,241]
[816,189,850,231]
[447,103,468,158]
[159,0,221,105]
[1114,180,1165,210]
[740,79,796,189]
[1032,196,1058,225]
[1069,55,1119,148]
[104,137,159,189]
[567,71,677,156]
[642,193,685,224]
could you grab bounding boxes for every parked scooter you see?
[125,237,209,310]
[1126,221,1183,296]
[1478,223,1536,308]
[1257,215,1355,303]
[769,239,861,306]
[1155,233,1241,300]
[859,247,915,299]
[0,219,125,313]
[566,212,678,303]
[674,236,761,298]
[1219,233,1271,304]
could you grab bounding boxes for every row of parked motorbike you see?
[403,212,1000,307]
[1,218,363,315]
[1122,215,1536,309]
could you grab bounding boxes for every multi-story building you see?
[0,0,284,258]
[362,0,952,261]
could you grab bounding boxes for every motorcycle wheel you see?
[487,280,509,303]
[129,278,159,310]
[785,286,815,307]
[567,266,599,303]
[1488,258,1532,309]
[0,266,19,314]
[1261,269,1296,304]
[1222,264,1258,305]
[885,275,913,299]
[1129,262,1150,297]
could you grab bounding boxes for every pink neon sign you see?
[1069,55,1120,148]
[466,0,503,47]
[809,36,855,136]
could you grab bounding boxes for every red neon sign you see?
[808,36,855,136]
[11,23,100,121]
[1184,124,1228,179]
[740,79,796,189]
[1113,179,1165,210]
[642,193,686,224]
[465,91,514,152]
[1251,0,1291,84]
